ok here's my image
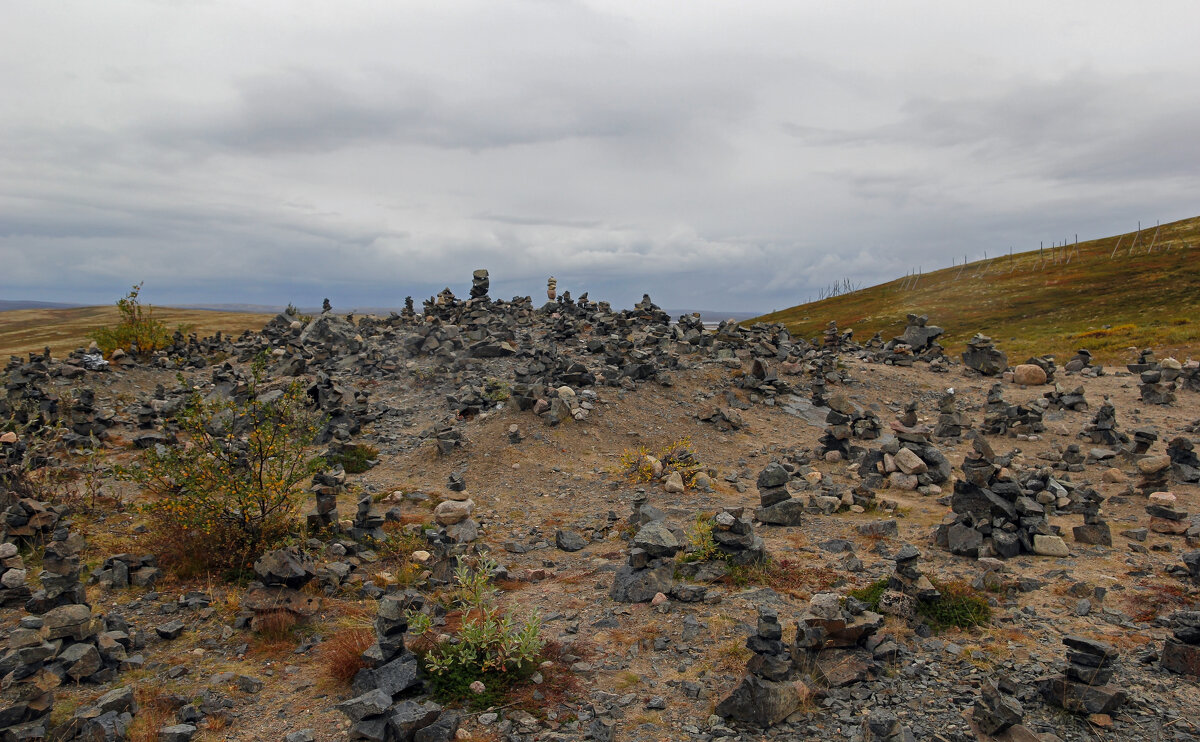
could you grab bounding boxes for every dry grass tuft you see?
[320,627,374,685]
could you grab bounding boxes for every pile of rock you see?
[1136,454,1171,496]
[714,607,800,727]
[432,493,478,544]
[709,507,765,565]
[1063,348,1102,376]
[610,519,679,603]
[818,394,882,461]
[1038,636,1125,715]
[1168,436,1200,483]
[1128,349,1180,405]
[1042,384,1088,412]
[937,437,1064,559]
[27,528,86,613]
[1161,611,1200,678]
[1,497,63,545]
[89,554,162,591]
[0,541,31,607]
[794,592,885,686]
[469,268,489,300]
[351,495,386,542]
[971,678,1025,738]
[1147,491,1190,536]
[1079,400,1128,448]
[307,467,345,532]
[888,544,938,601]
[873,314,944,367]
[244,548,321,630]
[857,709,916,742]
[737,358,794,403]
[962,334,1007,376]
[932,391,968,440]
[980,383,1045,437]
[336,592,456,741]
[754,463,805,526]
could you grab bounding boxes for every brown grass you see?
[320,628,374,684]
[0,305,274,359]
[125,690,177,742]
[755,214,1200,363]
[1123,578,1199,622]
[723,558,841,599]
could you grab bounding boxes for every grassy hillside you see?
[0,306,275,360]
[755,215,1200,364]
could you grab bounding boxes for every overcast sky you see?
[3,1,1199,312]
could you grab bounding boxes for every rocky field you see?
[2,274,1199,742]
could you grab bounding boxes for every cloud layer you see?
[3,1,1199,311]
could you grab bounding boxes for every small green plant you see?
[328,443,379,474]
[678,513,724,564]
[483,378,511,403]
[418,606,544,709]
[848,578,890,612]
[618,437,705,488]
[89,282,173,359]
[918,580,991,630]
[450,556,498,612]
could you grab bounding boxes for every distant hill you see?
[0,299,81,312]
[753,215,1200,363]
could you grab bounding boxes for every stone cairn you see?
[932,390,968,440]
[1161,610,1200,678]
[818,394,881,462]
[1147,491,1190,536]
[306,467,345,532]
[1042,384,1088,412]
[980,383,1045,437]
[468,268,489,301]
[1129,348,1181,405]
[27,527,86,613]
[710,507,765,565]
[888,544,938,601]
[972,677,1025,737]
[937,437,1064,559]
[351,495,386,542]
[610,518,679,603]
[1071,490,1112,546]
[546,276,557,301]
[962,333,1007,376]
[89,554,162,591]
[1063,348,1101,376]
[1038,636,1125,715]
[0,541,31,607]
[1136,452,1171,496]
[432,491,478,544]
[754,463,804,527]
[714,606,799,728]
[1079,400,1127,448]
[336,592,456,742]
[867,401,951,493]
[877,313,944,367]
[1168,436,1200,483]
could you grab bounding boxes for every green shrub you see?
[89,283,173,359]
[407,557,544,709]
[918,580,991,630]
[328,443,379,474]
[847,578,889,612]
[121,363,325,576]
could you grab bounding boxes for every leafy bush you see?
[122,367,324,576]
[328,443,379,474]
[89,283,173,358]
[408,558,545,709]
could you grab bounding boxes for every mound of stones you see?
[1168,436,1200,483]
[937,437,1070,559]
[335,592,458,742]
[1063,348,1102,376]
[932,391,968,440]
[962,334,1007,376]
[873,313,944,366]
[980,383,1045,437]
[755,463,805,526]
[818,394,882,461]
[1129,348,1181,405]
[1079,399,1128,448]
[610,519,680,603]
[1042,384,1088,411]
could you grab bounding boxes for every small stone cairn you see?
[962,334,1007,376]
[714,606,802,727]
[754,463,804,526]
[932,390,968,440]
[1038,636,1125,715]
[1161,610,1200,678]
[1079,399,1128,448]
[307,467,345,532]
